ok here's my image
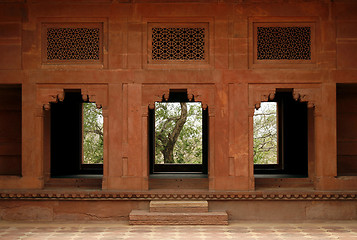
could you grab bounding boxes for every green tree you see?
[155,102,202,164]
[83,102,103,164]
[253,102,277,164]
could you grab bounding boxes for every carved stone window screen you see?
[257,27,311,60]
[148,23,209,64]
[42,23,103,64]
[252,22,316,66]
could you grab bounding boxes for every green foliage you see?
[253,102,278,164]
[83,102,103,164]
[155,102,202,164]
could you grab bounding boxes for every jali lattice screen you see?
[257,27,311,60]
[46,28,100,61]
[151,27,205,61]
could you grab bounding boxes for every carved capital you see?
[248,107,256,117]
[208,106,216,117]
[141,106,149,117]
[101,108,109,118]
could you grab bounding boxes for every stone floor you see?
[0,221,356,240]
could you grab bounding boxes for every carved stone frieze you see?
[0,191,356,201]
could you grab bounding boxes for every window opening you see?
[149,90,208,174]
[155,102,202,164]
[50,91,103,177]
[82,102,103,164]
[254,91,308,177]
[254,102,278,165]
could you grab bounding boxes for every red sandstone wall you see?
[0,200,355,221]
[0,0,355,192]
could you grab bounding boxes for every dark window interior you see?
[149,90,208,174]
[337,84,357,176]
[0,85,22,176]
[50,90,103,177]
[255,91,308,177]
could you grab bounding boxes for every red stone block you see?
[0,45,21,69]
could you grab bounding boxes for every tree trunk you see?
[162,141,175,163]
[161,102,187,163]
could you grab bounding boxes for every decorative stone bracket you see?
[249,84,321,116]
[293,88,321,115]
[37,84,108,111]
[142,85,214,111]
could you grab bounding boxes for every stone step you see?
[129,210,228,225]
[150,200,208,213]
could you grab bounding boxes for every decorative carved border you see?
[0,191,356,201]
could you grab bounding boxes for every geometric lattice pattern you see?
[152,28,205,60]
[257,27,311,60]
[46,28,100,61]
